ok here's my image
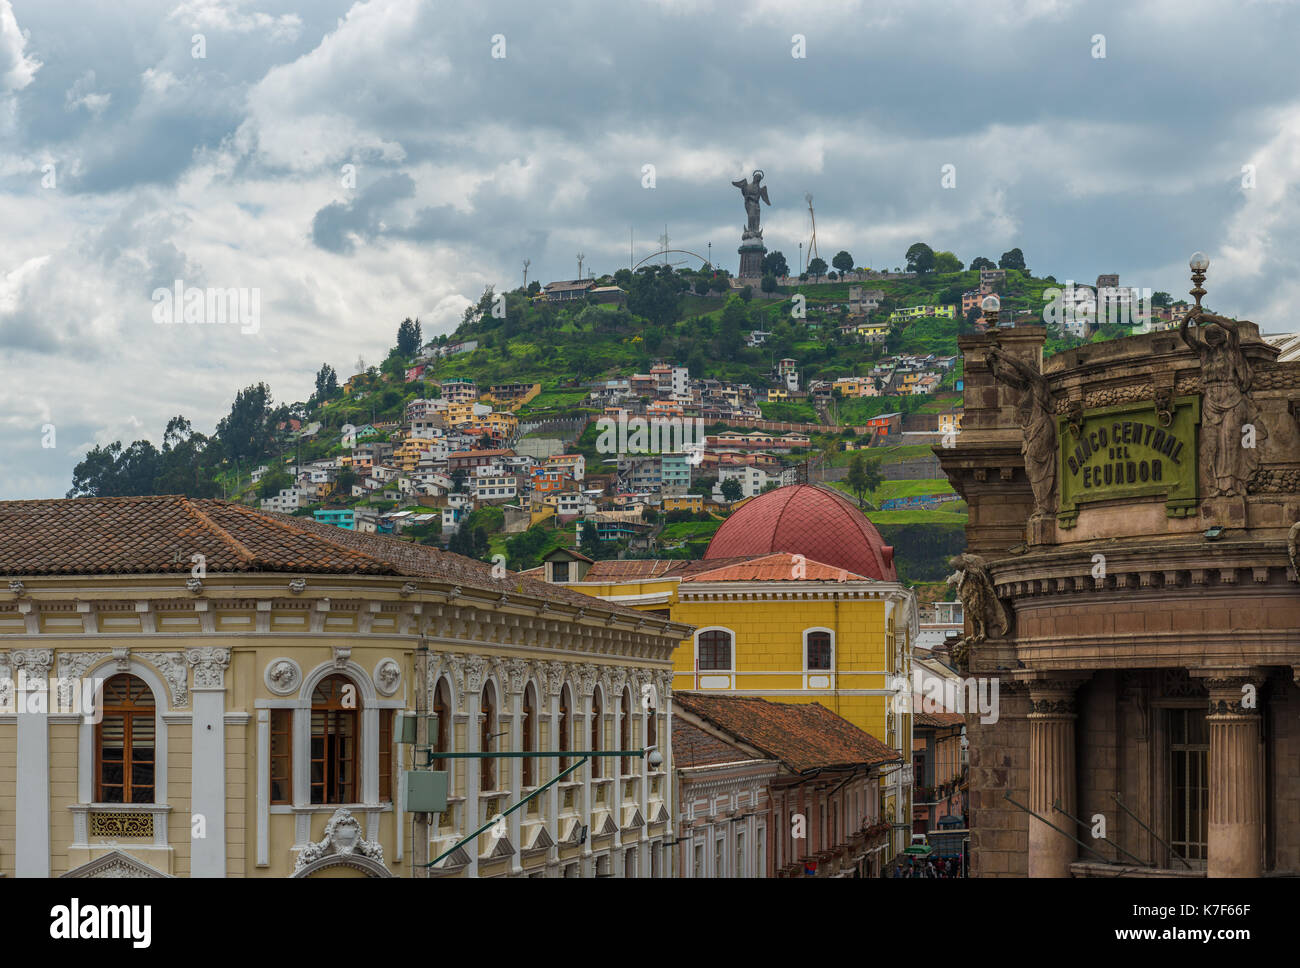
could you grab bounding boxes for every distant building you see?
[542,279,596,302]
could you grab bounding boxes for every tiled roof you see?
[679,552,869,583]
[671,718,752,768]
[913,699,965,729]
[673,692,901,773]
[0,496,652,620]
[703,484,897,581]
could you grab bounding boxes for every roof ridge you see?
[766,485,803,554]
[182,499,260,564]
[224,502,393,571]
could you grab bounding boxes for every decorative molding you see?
[332,645,352,669]
[135,652,189,707]
[374,658,402,697]
[12,648,54,679]
[185,647,231,689]
[60,850,172,879]
[292,807,388,877]
[55,651,111,708]
[264,658,302,696]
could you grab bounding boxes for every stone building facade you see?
[0,497,690,878]
[938,317,1300,877]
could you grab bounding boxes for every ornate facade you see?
[0,497,690,878]
[939,313,1300,877]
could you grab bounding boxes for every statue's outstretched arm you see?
[1179,312,1203,351]
[731,179,746,189]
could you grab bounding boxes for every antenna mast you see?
[805,193,820,266]
[522,258,530,290]
[576,253,585,279]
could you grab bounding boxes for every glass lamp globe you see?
[981,294,1000,313]
[1189,251,1209,273]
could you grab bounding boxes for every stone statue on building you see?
[986,345,1057,519]
[946,553,1009,666]
[1179,311,1264,497]
[732,170,770,239]
[1289,520,1299,581]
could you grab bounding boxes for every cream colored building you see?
[0,496,690,878]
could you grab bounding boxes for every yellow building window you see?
[806,631,833,671]
[698,629,733,671]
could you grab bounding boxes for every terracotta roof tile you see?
[679,552,870,583]
[673,692,900,773]
[671,718,752,768]
[0,496,658,622]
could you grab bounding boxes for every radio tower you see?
[576,253,585,279]
[522,258,530,290]
[805,193,820,266]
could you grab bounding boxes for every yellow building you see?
[0,496,689,878]
[536,484,916,861]
[395,436,439,472]
[937,409,963,434]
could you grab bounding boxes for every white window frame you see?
[693,626,735,688]
[802,627,836,689]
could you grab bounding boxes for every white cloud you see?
[0,0,39,95]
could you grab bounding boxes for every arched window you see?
[559,685,572,772]
[620,688,632,775]
[698,629,732,671]
[590,688,603,779]
[522,683,537,787]
[95,674,156,803]
[481,681,498,791]
[806,630,833,671]
[311,674,359,804]
[647,701,658,763]
[432,678,451,773]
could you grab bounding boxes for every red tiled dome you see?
[704,484,896,581]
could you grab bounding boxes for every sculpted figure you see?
[731,170,770,238]
[1289,520,1299,581]
[1180,311,1263,497]
[947,553,1009,660]
[986,344,1056,518]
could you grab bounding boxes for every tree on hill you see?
[333,467,357,497]
[846,454,883,508]
[315,363,339,400]
[932,251,962,273]
[720,476,744,507]
[762,251,790,278]
[832,250,855,276]
[580,520,603,557]
[969,256,996,271]
[1151,291,1172,307]
[215,382,275,466]
[905,242,935,274]
[628,265,682,327]
[998,248,1026,271]
[761,273,777,293]
[396,317,422,356]
[807,257,828,282]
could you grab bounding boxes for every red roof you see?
[674,692,900,772]
[680,552,869,583]
[704,484,896,581]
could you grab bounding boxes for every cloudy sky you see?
[2,0,1299,499]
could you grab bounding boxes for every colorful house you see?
[535,484,917,864]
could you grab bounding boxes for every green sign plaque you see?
[1057,395,1200,528]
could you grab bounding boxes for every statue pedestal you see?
[738,238,766,280]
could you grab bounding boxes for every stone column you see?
[186,647,231,877]
[1199,670,1265,878]
[1026,677,1086,878]
[13,649,53,877]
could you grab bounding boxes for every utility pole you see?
[413,633,430,877]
